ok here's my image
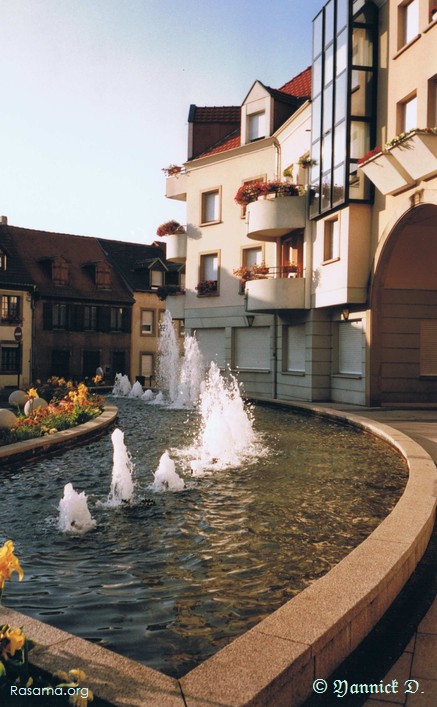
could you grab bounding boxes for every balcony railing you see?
[244,266,306,312]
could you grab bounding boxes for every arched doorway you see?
[370,203,437,406]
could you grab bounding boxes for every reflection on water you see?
[0,399,407,677]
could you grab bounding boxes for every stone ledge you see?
[0,404,118,465]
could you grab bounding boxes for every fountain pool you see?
[0,397,407,678]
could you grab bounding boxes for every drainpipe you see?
[273,313,278,399]
[273,138,281,180]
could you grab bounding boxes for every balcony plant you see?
[384,127,437,181]
[156,220,185,237]
[431,5,437,22]
[234,180,301,207]
[161,164,183,177]
[233,262,269,293]
[195,280,218,296]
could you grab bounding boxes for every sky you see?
[0,0,323,244]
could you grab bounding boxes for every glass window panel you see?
[322,132,332,174]
[402,96,417,132]
[313,56,322,97]
[243,247,262,267]
[337,0,348,32]
[335,71,347,124]
[324,1,334,47]
[202,190,219,223]
[310,145,320,183]
[332,166,345,205]
[404,0,419,45]
[350,121,370,160]
[202,254,218,281]
[334,121,346,167]
[351,70,373,116]
[312,95,321,136]
[336,30,348,75]
[321,172,331,210]
[313,12,323,58]
[352,27,373,66]
[349,163,370,200]
[323,84,333,133]
[324,44,334,86]
[309,184,320,217]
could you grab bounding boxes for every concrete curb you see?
[0,404,118,466]
[1,401,436,706]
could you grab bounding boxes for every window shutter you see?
[235,328,270,370]
[338,321,363,374]
[420,321,437,375]
[122,308,132,333]
[98,307,111,332]
[287,324,306,372]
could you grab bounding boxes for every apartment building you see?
[165,0,437,406]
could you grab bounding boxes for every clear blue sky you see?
[0,0,323,243]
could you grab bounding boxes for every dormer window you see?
[95,263,111,289]
[150,270,164,288]
[52,257,69,285]
[0,249,7,270]
[248,111,266,141]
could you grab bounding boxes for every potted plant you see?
[431,5,437,22]
[156,220,187,263]
[195,280,218,296]
[161,164,183,177]
[233,262,269,293]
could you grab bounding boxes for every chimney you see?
[0,216,7,225]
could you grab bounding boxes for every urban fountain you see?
[0,312,408,678]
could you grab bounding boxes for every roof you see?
[98,239,180,293]
[0,226,35,290]
[190,66,312,160]
[278,66,312,99]
[0,224,133,303]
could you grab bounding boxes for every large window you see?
[399,0,419,48]
[247,112,266,141]
[0,346,20,373]
[201,188,221,224]
[1,295,20,323]
[310,0,376,218]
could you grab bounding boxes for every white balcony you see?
[165,173,188,201]
[246,196,306,241]
[245,276,306,312]
[165,293,185,320]
[165,233,187,263]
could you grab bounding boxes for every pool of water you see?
[0,398,407,677]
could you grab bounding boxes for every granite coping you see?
[1,401,436,707]
[0,403,118,465]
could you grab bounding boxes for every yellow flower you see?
[26,387,38,399]
[0,625,25,659]
[0,540,24,590]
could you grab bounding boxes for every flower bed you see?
[0,380,104,448]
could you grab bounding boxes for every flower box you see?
[359,151,411,195]
[389,130,437,182]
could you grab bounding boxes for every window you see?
[198,252,219,295]
[201,189,220,224]
[95,263,111,289]
[111,307,124,331]
[0,249,7,270]
[286,324,306,373]
[247,112,266,141]
[400,0,419,47]
[1,295,20,323]
[234,328,270,371]
[324,219,340,261]
[83,305,97,330]
[0,346,20,373]
[51,350,70,378]
[150,270,164,288]
[242,246,263,267]
[140,353,154,381]
[400,95,417,132]
[141,310,154,335]
[338,321,363,375]
[420,321,437,375]
[427,76,437,126]
[52,257,69,285]
[52,303,67,329]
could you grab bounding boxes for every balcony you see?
[359,130,437,195]
[165,172,188,201]
[246,195,306,241]
[245,268,306,312]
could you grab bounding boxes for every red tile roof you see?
[192,67,312,160]
[278,66,312,99]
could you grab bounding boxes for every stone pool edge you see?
[0,401,436,707]
[0,404,118,466]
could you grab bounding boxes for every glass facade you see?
[310,0,377,218]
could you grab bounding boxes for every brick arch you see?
[370,203,437,405]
